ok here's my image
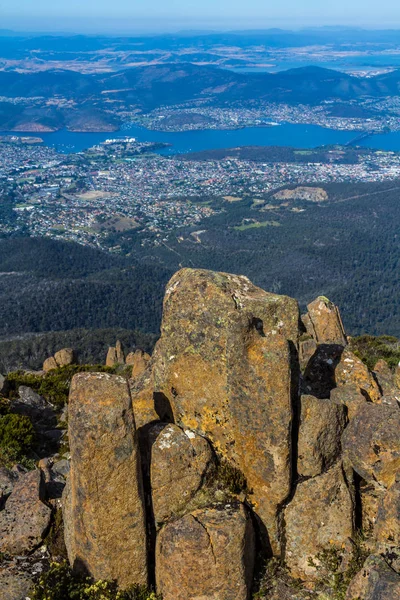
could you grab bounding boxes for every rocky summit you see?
[0,267,400,600]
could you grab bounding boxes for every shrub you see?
[6,364,119,410]
[349,335,400,370]
[216,458,249,495]
[31,561,162,600]
[0,413,35,455]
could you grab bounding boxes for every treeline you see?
[0,328,158,373]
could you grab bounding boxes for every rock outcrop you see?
[62,372,147,589]
[152,268,300,552]
[43,348,75,371]
[149,423,214,526]
[285,463,355,579]
[156,502,255,600]
[342,403,400,489]
[128,349,151,378]
[345,555,400,599]
[303,345,381,402]
[1,267,394,598]
[105,340,125,366]
[303,296,347,346]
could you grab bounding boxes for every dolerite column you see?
[62,372,147,589]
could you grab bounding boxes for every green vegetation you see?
[253,558,305,600]
[31,561,162,600]
[308,536,369,600]
[215,458,249,495]
[254,536,368,600]
[0,413,36,466]
[0,327,158,373]
[349,335,400,370]
[6,365,119,410]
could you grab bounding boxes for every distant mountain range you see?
[0,64,399,131]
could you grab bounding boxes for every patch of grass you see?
[234,220,280,231]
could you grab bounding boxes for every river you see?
[4,123,400,154]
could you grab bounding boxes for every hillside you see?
[0,64,399,130]
[1,178,400,341]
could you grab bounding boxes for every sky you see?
[1,0,400,32]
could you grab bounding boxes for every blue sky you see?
[2,0,400,32]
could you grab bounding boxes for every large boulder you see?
[152,268,300,552]
[149,423,214,526]
[285,463,354,579]
[297,395,347,477]
[54,348,75,368]
[62,372,147,589]
[156,502,255,600]
[345,555,400,599]
[43,356,58,372]
[342,403,400,489]
[305,296,347,346]
[0,469,51,555]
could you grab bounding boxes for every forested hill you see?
[1,178,400,348]
[1,64,400,130]
[0,237,172,337]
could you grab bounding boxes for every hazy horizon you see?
[2,0,400,34]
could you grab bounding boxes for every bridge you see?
[345,131,378,147]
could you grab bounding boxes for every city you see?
[2,135,400,250]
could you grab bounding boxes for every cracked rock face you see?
[152,268,300,553]
[285,463,355,579]
[156,502,255,600]
[297,395,347,477]
[62,372,147,589]
[149,423,214,526]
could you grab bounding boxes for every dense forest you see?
[0,238,171,338]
